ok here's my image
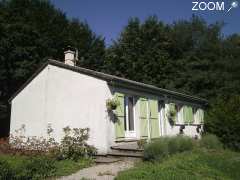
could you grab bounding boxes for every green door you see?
[139,97,148,138]
[149,99,160,138]
[114,92,125,139]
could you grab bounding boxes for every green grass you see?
[116,149,240,180]
[54,158,93,177]
[0,154,93,179]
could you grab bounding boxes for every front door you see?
[124,96,136,138]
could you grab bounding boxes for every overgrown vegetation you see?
[0,125,95,179]
[144,136,195,161]
[0,154,92,179]
[205,95,240,151]
[144,135,223,161]
[117,135,239,180]
[116,149,240,180]
[59,126,97,161]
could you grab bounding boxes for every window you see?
[124,96,135,131]
[128,97,134,131]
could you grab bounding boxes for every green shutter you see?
[198,108,204,123]
[149,99,160,138]
[114,92,125,138]
[139,97,148,137]
[183,106,194,124]
[188,107,194,124]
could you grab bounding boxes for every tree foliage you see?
[205,95,240,151]
[104,16,240,99]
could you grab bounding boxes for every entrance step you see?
[107,150,143,158]
[108,142,144,158]
[94,156,121,163]
[111,143,143,152]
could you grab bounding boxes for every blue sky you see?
[51,0,240,46]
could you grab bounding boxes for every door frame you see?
[124,96,137,138]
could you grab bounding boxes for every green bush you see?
[199,134,223,150]
[205,95,240,151]
[0,159,14,179]
[144,136,195,161]
[144,138,169,161]
[60,127,97,161]
[168,136,195,153]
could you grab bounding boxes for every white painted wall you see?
[10,67,49,138]
[10,65,112,154]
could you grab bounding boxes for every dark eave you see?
[9,59,208,105]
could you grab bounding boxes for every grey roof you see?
[9,59,208,105]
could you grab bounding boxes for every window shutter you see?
[149,99,159,138]
[198,108,204,123]
[188,107,194,124]
[114,92,125,138]
[139,97,148,138]
[183,106,193,124]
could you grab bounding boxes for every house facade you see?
[9,50,207,154]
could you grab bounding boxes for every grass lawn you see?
[116,149,240,180]
[54,158,93,177]
[0,154,93,179]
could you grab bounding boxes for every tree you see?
[0,0,105,137]
[104,15,240,100]
[104,16,173,88]
[205,95,240,151]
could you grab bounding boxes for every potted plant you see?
[167,103,177,126]
[106,98,120,111]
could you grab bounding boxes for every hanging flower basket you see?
[167,103,177,125]
[106,98,120,111]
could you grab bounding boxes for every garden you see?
[0,125,96,179]
[116,135,240,180]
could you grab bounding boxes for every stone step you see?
[107,150,143,158]
[94,156,121,163]
[111,145,143,152]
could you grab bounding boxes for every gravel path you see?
[58,158,138,180]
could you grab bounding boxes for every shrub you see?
[205,95,240,151]
[7,125,97,162]
[144,136,195,161]
[59,127,97,161]
[9,124,59,156]
[0,159,14,179]
[144,138,169,161]
[168,136,195,154]
[199,134,223,150]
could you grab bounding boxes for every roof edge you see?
[9,59,208,105]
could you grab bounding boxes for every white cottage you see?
[9,50,207,155]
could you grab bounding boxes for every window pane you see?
[128,97,134,131]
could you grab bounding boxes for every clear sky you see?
[51,0,240,46]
